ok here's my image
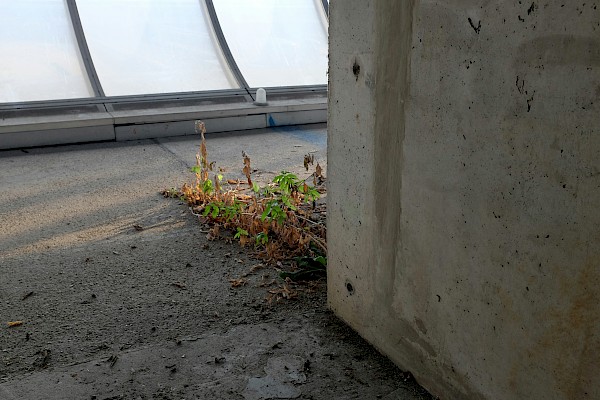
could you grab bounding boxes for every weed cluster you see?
[163,121,327,275]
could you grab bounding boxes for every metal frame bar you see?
[101,89,250,105]
[66,0,105,98]
[255,85,327,94]
[0,89,249,111]
[321,0,329,16]
[204,0,250,93]
[0,85,327,112]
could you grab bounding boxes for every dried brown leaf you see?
[229,278,247,288]
[266,283,299,304]
[258,279,276,288]
[315,163,323,178]
[303,153,314,171]
[199,128,208,170]
[214,174,221,193]
[250,263,265,273]
[242,151,252,185]
[207,224,220,240]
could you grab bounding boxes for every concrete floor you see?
[0,124,433,400]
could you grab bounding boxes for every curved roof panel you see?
[0,0,94,103]
[76,0,238,96]
[213,0,328,88]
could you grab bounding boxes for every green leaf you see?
[261,207,270,222]
[280,195,297,211]
[255,232,268,245]
[273,171,300,194]
[234,228,249,239]
[261,202,273,222]
[190,166,201,174]
[314,256,327,266]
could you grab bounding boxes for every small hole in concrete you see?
[352,62,360,80]
[346,282,354,295]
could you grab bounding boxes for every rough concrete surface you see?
[0,125,433,399]
[328,1,599,400]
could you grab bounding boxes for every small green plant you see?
[202,202,222,219]
[299,184,320,203]
[261,199,287,225]
[234,227,249,239]
[165,120,327,269]
[163,187,179,198]
[273,171,299,194]
[280,194,297,211]
[201,178,214,195]
[223,200,245,222]
[256,232,269,246]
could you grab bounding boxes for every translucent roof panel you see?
[213,0,328,87]
[76,0,238,96]
[0,0,94,103]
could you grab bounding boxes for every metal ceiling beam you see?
[204,0,251,94]
[66,0,105,98]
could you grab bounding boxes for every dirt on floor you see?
[0,127,435,400]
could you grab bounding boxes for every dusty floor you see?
[0,125,434,400]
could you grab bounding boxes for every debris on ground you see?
[21,291,35,301]
[107,355,118,368]
[162,120,328,301]
[229,278,247,288]
[33,349,51,369]
[171,282,187,290]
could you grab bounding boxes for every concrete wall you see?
[327,1,599,399]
